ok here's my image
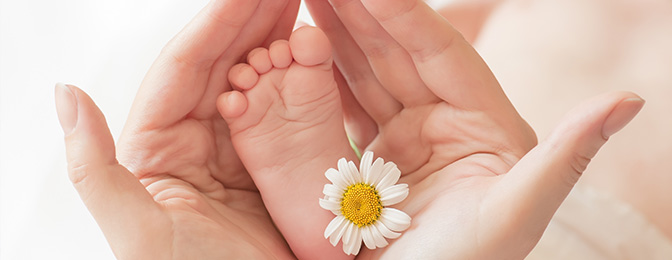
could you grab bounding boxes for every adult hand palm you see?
[57,0,299,259]
[361,99,536,259]
[306,0,643,259]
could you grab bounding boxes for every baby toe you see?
[269,40,292,69]
[247,47,272,74]
[228,63,259,90]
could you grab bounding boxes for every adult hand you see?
[306,0,644,258]
[56,0,299,258]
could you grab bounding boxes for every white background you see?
[0,0,323,259]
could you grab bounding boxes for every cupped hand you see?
[56,0,299,259]
[306,0,644,258]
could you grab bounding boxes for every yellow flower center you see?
[341,183,382,227]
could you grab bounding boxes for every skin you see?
[56,0,301,259]
[218,26,357,260]
[55,0,647,259]
[471,0,672,240]
[305,0,644,258]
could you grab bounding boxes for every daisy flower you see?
[319,151,411,255]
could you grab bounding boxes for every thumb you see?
[55,83,162,253]
[495,91,644,238]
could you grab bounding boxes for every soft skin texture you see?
[56,0,302,259]
[217,26,357,259]
[56,0,647,259]
[471,0,672,241]
[305,0,643,258]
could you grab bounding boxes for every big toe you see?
[289,26,332,67]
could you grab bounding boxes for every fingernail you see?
[602,97,645,138]
[55,83,78,135]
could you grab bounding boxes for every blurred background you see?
[2,0,671,259]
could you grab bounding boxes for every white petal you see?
[379,184,409,206]
[325,168,347,190]
[359,151,373,182]
[323,184,344,199]
[346,227,362,255]
[375,220,401,239]
[342,238,351,255]
[381,192,408,207]
[366,158,385,185]
[319,198,341,212]
[342,222,355,245]
[370,224,389,248]
[348,161,362,183]
[376,162,401,191]
[342,223,356,255]
[327,216,348,246]
[325,215,346,239]
[353,230,363,255]
[361,225,376,250]
[380,208,412,232]
[338,158,356,186]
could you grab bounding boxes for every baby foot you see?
[217,26,357,259]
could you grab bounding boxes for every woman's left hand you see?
[56,0,301,259]
[306,0,644,258]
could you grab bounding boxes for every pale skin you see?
[55,0,645,260]
[218,26,357,259]
[428,0,672,242]
[56,0,302,259]
[469,0,672,241]
[306,0,644,258]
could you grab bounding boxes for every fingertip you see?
[55,83,79,136]
[602,95,645,138]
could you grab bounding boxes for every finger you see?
[190,0,295,119]
[305,0,402,123]
[329,0,438,107]
[262,0,301,45]
[434,0,502,44]
[361,0,511,111]
[55,84,163,256]
[493,92,644,241]
[127,0,261,130]
[161,0,262,67]
[334,66,378,151]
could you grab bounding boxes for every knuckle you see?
[67,162,91,187]
[374,0,417,23]
[342,70,372,88]
[568,152,592,183]
[66,157,120,187]
[362,44,391,59]
[410,39,453,63]
[205,7,246,28]
[160,45,215,72]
